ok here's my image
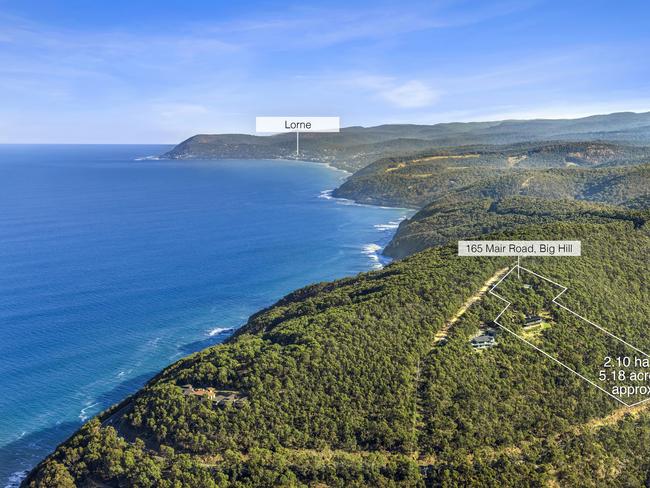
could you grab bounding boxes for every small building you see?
[180,384,246,406]
[471,335,496,349]
[524,315,543,327]
[193,388,217,400]
[181,385,217,400]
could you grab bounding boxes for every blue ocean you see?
[0,145,410,486]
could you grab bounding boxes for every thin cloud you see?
[339,75,440,109]
[191,1,534,50]
[381,80,440,108]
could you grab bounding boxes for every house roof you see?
[525,315,542,324]
[472,335,495,344]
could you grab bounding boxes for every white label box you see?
[458,240,581,257]
[256,116,340,133]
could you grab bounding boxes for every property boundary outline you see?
[488,263,650,408]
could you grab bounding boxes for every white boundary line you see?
[488,263,650,408]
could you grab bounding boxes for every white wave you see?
[4,470,28,488]
[290,159,352,176]
[116,369,132,378]
[374,224,397,231]
[321,162,352,176]
[336,199,402,210]
[317,189,415,211]
[79,402,99,422]
[316,189,376,207]
[134,155,161,161]
[362,243,382,257]
[207,327,232,337]
[335,197,367,207]
[374,218,406,231]
[361,244,384,269]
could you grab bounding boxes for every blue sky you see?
[1,0,649,143]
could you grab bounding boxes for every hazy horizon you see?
[3,109,650,145]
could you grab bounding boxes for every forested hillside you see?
[24,113,650,487]
[333,144,650,207]
[385,195,649,258]
[331,140,650,259]
[24,219,650,487]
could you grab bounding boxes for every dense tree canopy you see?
[24,219,650,487]
[23,138,650,487]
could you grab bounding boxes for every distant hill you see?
[163,117,650,263]
[333,143,650,207]
[332,151,650,258]
[161,112,650,172]
[385,195,649,259]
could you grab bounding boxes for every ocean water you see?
[0,145,411,485]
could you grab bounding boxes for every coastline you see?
[4,153,411,488]
[317,188,415,266]
[152,153,355,176]
[136,152,416,263]
[144,154,416,261]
